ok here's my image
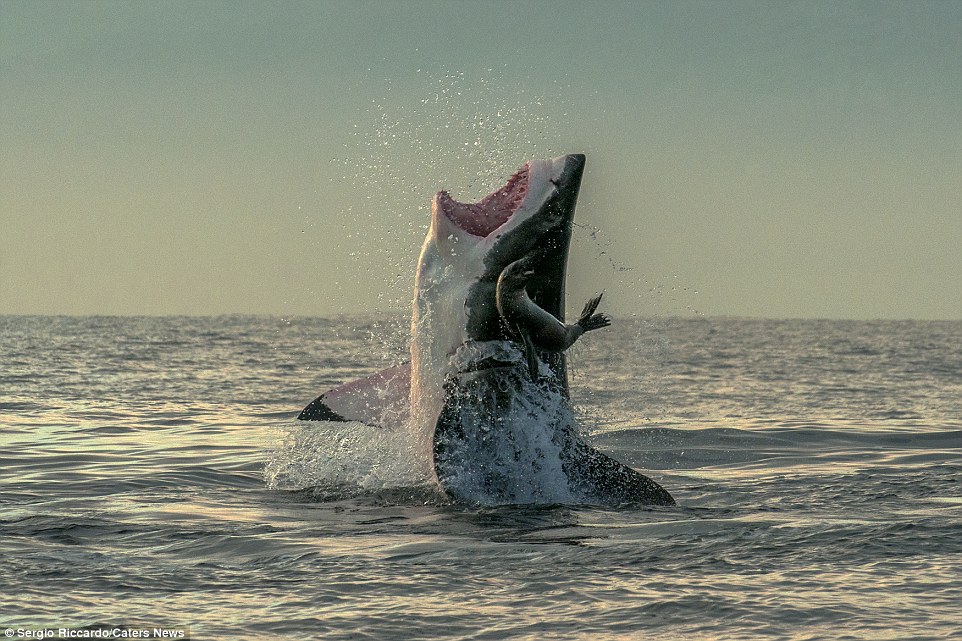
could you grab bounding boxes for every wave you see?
[592,423,962,471]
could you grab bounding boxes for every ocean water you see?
[1,315,960,640]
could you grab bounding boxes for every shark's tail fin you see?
[577,293,611,333]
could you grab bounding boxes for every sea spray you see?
[264,419,430,493]
[433,341,581,505]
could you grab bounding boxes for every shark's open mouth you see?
[436,163,530,237]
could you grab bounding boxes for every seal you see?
[496,252,611,379]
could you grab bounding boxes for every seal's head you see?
[497,252,541,292]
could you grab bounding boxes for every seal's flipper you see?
[580,313,611,332]
[298,363,410,429]
[577,293,611,333]
[520,329,541,380]
[580,293,604,319]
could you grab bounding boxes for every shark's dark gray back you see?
[463,154,586,392]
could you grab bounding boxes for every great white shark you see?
[299,153,674,506]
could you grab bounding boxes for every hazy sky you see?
[2,1,960,319]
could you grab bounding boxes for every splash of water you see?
[264,419,431,493]
[328,68,567,311]
[340,68,562,200]
[435,373,582,506]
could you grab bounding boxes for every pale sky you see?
[2,0,960,319]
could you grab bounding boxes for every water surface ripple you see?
[1,316,960,640]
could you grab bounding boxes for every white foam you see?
[434,341,582,505]
[264,420,431,492]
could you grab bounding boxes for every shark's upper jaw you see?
[429,155,579,250]
[435,164,530,238]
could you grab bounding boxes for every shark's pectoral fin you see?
[298,363,411,429]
